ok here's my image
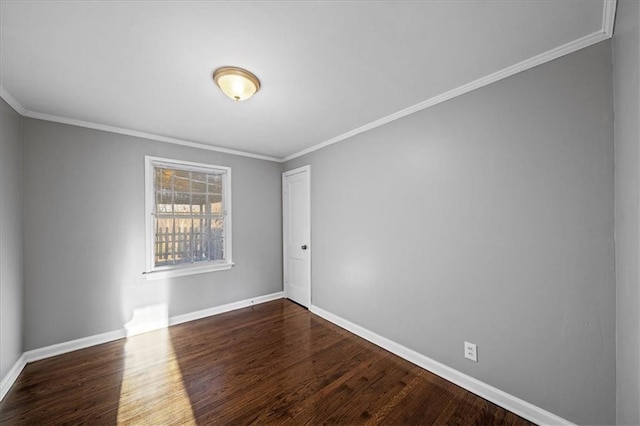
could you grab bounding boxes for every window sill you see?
[144,262,234,281]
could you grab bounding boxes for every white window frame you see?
[144,156,233,280]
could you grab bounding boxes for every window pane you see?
[207,220,225,261]
[208,193,222,214]
[173,170,191,193]
[151,160,228,269]
[191,172,207,193]
[155,217,221,264]
[155,190,172,210]
[192,193,207,207]
[210,203,222,215]
[155,217,175,266]
[156,168,173,192]
[207,173,222,186]
[173,202,192,215]
[173,222,193,265]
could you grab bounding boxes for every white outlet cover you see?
[464,341,478,362]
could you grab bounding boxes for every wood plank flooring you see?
[0,299,534,425]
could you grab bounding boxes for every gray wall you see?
[0,98,24,379]
[285,41,615,425]
[22,119,282,350]
[613,2,640,425]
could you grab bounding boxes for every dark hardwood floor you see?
[0,299,534,425]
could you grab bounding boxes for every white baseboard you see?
[0,355,26,401]
[0,292,284,402]
[24,329,127,364]
[310,304,574,426]
[169,292,284,326]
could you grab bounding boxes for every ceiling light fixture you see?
[213,66,261,102]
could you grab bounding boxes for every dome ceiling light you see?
[213,66,261,102]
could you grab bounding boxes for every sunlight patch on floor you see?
[116,328,196,424]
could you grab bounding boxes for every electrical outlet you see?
[464,341,478,362]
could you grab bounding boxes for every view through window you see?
[146,157,231,273]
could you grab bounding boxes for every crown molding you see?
[2,1,617,164]
[602,0,617,36]
[0,86,26,115]
[282,27,613,162]
[0,87,281,163]
[23,110,281,162]
[283,0,616,163]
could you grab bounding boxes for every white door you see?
[283,166,311,307]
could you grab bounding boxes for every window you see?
[145,156,232,279]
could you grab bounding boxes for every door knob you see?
[301,244,308,250]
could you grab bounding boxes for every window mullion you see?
[206,176,211,261]
[189,171,195,264]
[171,171,176,266]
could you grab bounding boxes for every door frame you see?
[282,165,311,308]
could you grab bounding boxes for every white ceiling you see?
[0,1,614,161]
